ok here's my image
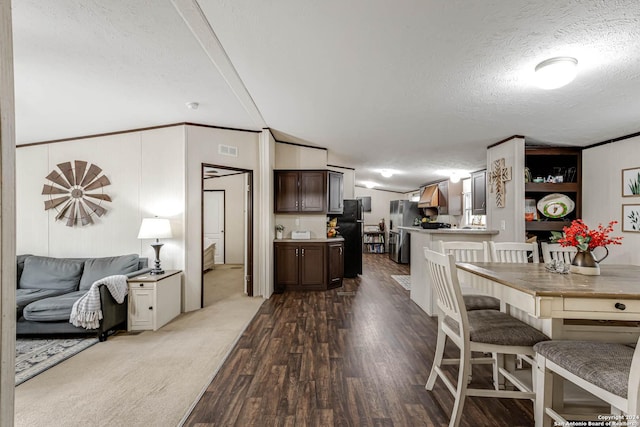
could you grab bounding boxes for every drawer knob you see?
[615,302,626,311]
[139,284,143,287]
[149,306,153,310]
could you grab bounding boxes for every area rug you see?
[391,275,411,290]
[15,337,98,386]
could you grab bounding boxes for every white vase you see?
[276,230,283,239]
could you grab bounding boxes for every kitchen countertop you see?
[275,236,345,243]
[398,226,499,235]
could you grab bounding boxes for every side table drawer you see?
[129,281,157,290]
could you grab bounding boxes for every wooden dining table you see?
[455,262,640,341]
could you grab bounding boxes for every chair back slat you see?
[541,242,577,264]
[437,240,489,263]
[628,335,640,415]
[424,248,468,329]
[489,241,539,263]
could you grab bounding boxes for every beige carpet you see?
[15,267,263,427]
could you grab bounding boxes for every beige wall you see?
[203,173,246,264]
[354,186,404,251]
[486,136,525,242]
[583,136,640,265]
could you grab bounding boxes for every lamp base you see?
[150,242,165,276]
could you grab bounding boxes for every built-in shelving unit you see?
[363,227,385,254]
[524,147,582,241]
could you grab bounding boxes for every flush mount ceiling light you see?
[186,102,199,110]
[534,57,578,90]
[380,170,393,178]
[364,181,377,189]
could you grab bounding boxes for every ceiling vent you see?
[218,144,238,157]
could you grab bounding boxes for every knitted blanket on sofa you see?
[70,275,128,329]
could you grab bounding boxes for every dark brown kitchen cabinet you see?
[471,170,487,215]
[327,171,344,214]
[327,241,344,289]
[274,240,344,292]
[274,170,343,214]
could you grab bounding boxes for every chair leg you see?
[493,352,505,390]
[535,355,553,427]
[449,345,471,427]
[426,318,446,390]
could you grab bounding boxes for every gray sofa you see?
[16,254,150,341]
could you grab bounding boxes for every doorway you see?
[201,164,253,308]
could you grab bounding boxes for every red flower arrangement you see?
[550,219,623,251]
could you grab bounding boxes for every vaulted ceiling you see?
[12,0,640,192]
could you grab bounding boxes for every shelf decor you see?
[489,158,511,208]
[550,219,623,275]
[622,204,640,232]
[622,167,640,197]
[42,160,112,227]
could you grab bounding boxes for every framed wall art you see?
[622,167,640,197]
[622,204,640,232]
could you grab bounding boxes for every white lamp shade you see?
[137,218,173,239]
[534,57,578,90]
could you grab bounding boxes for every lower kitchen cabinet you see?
[274,240,344,292]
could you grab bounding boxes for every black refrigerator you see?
[336,199,363,277]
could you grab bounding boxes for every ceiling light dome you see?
[380,170,393,178]
[534,57,578,90]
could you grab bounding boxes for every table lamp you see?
[137,217,173,275]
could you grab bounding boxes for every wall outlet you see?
[500,220,506,230]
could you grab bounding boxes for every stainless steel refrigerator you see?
[336,199,363,277]
[388,200,420,264]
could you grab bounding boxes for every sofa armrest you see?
[97,284,129,340]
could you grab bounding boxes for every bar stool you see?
[534,337,640,427]
[424,248,550,427]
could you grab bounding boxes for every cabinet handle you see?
[302,248,305,256]
[615,302,626,311]
[139,284,144,287]
[296,248,299,256]
[148,306,153,310]
[339,247,343,255]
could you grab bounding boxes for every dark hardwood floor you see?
[184,253,534,426]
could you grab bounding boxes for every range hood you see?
[418,184,440,208]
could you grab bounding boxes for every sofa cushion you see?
[16,288,70,309]
[79,254,139,291]
[19,256,84,292]
[22,290,88,322]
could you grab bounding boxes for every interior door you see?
[204,190,225,264]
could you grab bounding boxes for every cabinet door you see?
[327,242,344,289]
[471,170,487,215]
[274,243,299,291]
[300,171,326,213]
[275,171,299,213]
[327,171,344,214]
[438,181,449,214]
[299,243,326,289]
[129,288,155,330]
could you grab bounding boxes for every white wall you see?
[185,125,260,311]
[583,136,640,265]
[204,173,246,264]
[486,136,525,241]
[16,126,186,268]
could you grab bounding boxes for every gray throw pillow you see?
[79,254,139,290]
[19,256,84,292]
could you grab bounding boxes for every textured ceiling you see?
[12,0,640,192]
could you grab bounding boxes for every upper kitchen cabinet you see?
[471,170,487,215]
[274,170,343,214]
[327,171,344,215]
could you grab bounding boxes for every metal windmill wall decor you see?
[42,160,112,227]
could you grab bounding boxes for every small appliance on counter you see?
[291,230,311,240]
[420,222,452,229]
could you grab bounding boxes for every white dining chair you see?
[424,248,550,427]
[534,336,640,427]
[540,242,577,264]
[436,240,499,311]
[489,241,540,264]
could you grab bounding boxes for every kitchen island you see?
[399,226,499,316]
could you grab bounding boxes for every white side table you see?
[127,270,182,331]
